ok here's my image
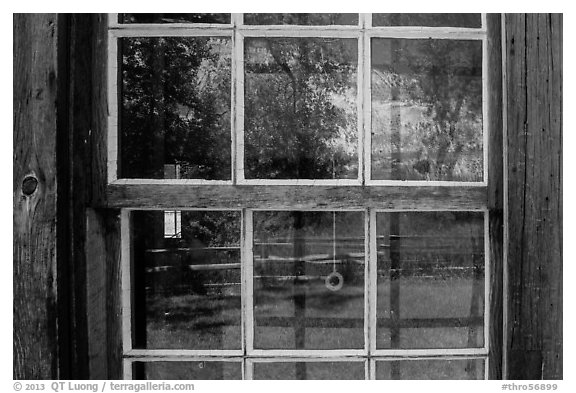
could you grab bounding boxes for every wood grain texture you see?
[55,14,103,379]
[86,209,123,379]
[86,209,107,378]
[489,212,503,379]
[106,184,487,210]
[66,14,121,379]
[505,13,562,379]
[487,14,504,211]
[13,13,59,379]
[486,14,504,380]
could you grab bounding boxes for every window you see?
[107,13,501,380]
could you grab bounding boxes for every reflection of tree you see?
[121,13,231,24]
[121,37,231,179]
[372,39,483,181]
[244,38,358,179]
[373,14,481,28]
[244,13,357,26]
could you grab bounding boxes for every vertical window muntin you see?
[121,208,489,378]
[110,14,492,380]
[109,14,487,186]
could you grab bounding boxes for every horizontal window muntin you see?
[122,355,488,380]
[110,13,486,31]
[121,209,488,359]
[105,184,488,212]
[108,15,488,186]
[112,13,496,381]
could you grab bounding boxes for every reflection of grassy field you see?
[377,277,484,349]
[254,280,365,349]
[141,276,483,379]
[136,358,484,380]
[141,211,484,379]
[376,358,485,380]
[134,361,242,380]
[254,361,365,380]
[145,293,241,350]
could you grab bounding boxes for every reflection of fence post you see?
[293,212,307,379]
[389,215,401,379]
[132,212,156,349]
[147,34,166,351]
[389,29,402,379]
[260,233,269,288]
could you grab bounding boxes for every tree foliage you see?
[244,37,358,179]
[121,37,232,179]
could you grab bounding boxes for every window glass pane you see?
[244,13,358,25]
[376,212,485,349]
[120,37,232,180]
[254,361,365,380]
[131,211,241,350]
[120,14,231,24]
[371,39,483,181]
[372,14,481,28]
[253,211,365,349]
[132,361,242,379]
[375,358,485,379]
[244,38,358,180]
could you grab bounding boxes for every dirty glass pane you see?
[254,361,365,380]
[253,211,365,349]
[376,212,485,349]
[131,211,241,350]
[120,14,231,24]
[120,37,232,180]
[372,14,481,28]
[244,38,358,180]
[244,14,358,25]
[132,361,242,380]
[371,39,483,181]
[376,358,485,379]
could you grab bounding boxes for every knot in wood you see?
[22,176,38,196]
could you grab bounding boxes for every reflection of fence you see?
[142,233,484,291]
[141,233,484,372]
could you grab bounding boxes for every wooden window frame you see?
[100,13,503,380]
[107,13,489,187]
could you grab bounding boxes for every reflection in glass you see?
[131,211,241,350]
[132,361,242,380]
[371,39,483,181]
[372,14,481,28]
[253,211,365,349]
[244,38,358,179]
[376,358,485,380]
[120,14,231,24]
[376,212,485,349]
[120,37,231,179]
[244,14,358,25]
[254,361,365,380]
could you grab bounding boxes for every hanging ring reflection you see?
[325,271,344,292]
